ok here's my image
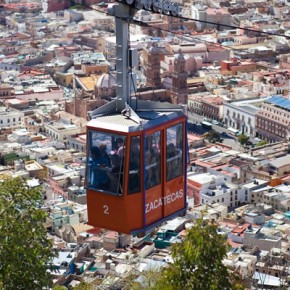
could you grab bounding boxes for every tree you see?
[238,134,249,146]
[152,219,243,290]
[205,130,223,143]
[0,178,55,290]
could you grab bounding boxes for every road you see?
[187,112,243,151]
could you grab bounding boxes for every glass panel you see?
[145,131,161,189]
[87,130,126,195]
[128,136,141,194]
[166,123,183,181]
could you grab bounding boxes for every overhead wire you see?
[92,7,237,52]
[91,5,289,54]
[153,9,290,39]
[130,17,245,52]
[92,3,290,40]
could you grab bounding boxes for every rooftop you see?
[266,95,290,111]
[269,154,290,168]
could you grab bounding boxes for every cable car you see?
[86,1,187,235]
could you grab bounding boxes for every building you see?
[165,42,230,64]
[44,121,83,142]
[142,43,161,88]
[243,226,282,251]
[68,185,86,205]
[94,73,116,100]
[201,96,224,121]
[191,6,232,31]
[170,51,188,104]
[187,172,245,207]
[220,59,257,75]
[66,134,86,152]
[256,96,290,142]
[42,0,69,13]
[0,107,24,128]
[72,52,110,76]
[223,99,262,137]
[252,70,290,96]
[25,160,47,180]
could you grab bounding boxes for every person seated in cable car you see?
[145,132,160,189]
[89,146,110,190]
[128,137,141,193]
[166,142,177,180]
[107,152,124,195]
[99,143,111,166]
[113,137,125,156]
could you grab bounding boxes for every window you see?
[87,130,126,195]
[145,132,161,189]
[128,136,141,194]
[166,123,183,181]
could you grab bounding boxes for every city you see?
[1,0,290,289]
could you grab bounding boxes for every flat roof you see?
[87,110,184,133]
[266,95,290,111]
[187,173,216,184]
[269,155,290,168]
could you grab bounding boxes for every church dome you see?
[96,73,116,88]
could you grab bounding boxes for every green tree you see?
[153,219,244,290]
[238,134,249,146]
[205,130,222,143]
[0,178,55,290]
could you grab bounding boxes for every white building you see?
[0,107,24,128]
[44,121,83,142]
[223,98,267,136]
[8,128,31,143]
[188,172,246,207]
[48,201,87,230]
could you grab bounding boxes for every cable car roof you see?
[87,98,185,133]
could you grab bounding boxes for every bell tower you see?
[142,43,161,87]
[171,50,187,104]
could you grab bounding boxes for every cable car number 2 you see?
[103,205,109,215]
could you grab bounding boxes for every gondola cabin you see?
[86,100,187,235]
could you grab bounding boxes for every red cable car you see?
[86,100,187,235]
[86,1,187,235]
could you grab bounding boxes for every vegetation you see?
[256,140,267,147]
[151,219,243,290]
[0,178,55,290]
[74,282,94,290]
[70,5,85,10]
[205,130,223,143]
[238,134,249,146]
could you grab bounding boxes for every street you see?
[187,112,243,151]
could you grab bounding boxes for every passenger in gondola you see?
[108,153,124,194]
[89,146,110,190]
